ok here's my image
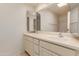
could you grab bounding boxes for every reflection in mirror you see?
[67,11,70,32]
[26,11,30,32]
[36,12,41,31]
[27,17,29,31]
[26,3,79,36]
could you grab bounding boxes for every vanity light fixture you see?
[57,3,67,7]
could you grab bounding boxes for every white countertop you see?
[24,32,79,50]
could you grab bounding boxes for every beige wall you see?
[0,4,33,55]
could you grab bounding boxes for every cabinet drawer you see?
[33,39,39,45]
[24,35,33,42]
[24,39,33,55]
[40,47,58,56]
[34,44,39,54]
[40,41,76,56]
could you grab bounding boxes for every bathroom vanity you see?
[23,32,79,56]
[24,3,79,56]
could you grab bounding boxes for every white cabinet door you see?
[33,44,39,54]
[24,36,34,56]
[40,47,58,56]
[40,41,76,56]
[33,38,39,56]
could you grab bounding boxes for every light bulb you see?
[57,3,67,7]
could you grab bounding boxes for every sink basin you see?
[72,33,79,39]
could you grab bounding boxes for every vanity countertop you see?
[24,32,79,50]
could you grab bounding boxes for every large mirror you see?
[26,3,79,34]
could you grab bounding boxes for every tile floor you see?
[16,51,29,56]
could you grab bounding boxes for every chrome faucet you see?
[59,32,63,37]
